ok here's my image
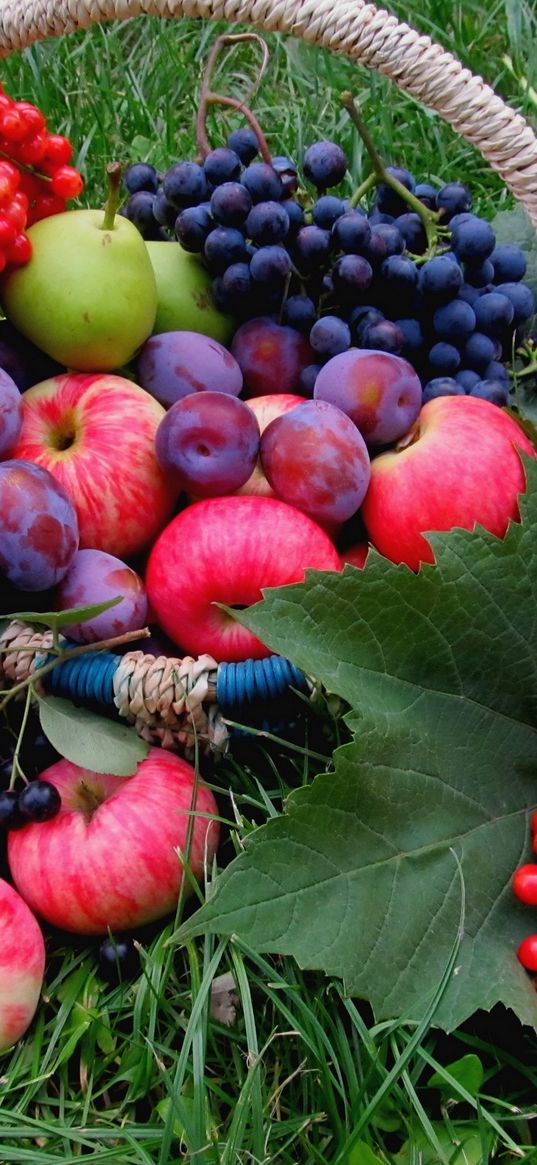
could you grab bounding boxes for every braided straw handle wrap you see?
[1,0,537,226]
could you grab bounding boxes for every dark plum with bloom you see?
[0,460,79,591]
[56,549,148,643]
[260,399,371,524]
[231,316,314,396]
[156,391,260,498]
[0,368,22,458]
[135,330,243,408]
[314,348,422,446]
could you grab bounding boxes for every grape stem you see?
[196,32,272,163]
[340,91,440,253]
[101,161,122,230]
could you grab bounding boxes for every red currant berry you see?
[0,162,20,206]
[0,215,17,248]
[15,101,46,135]
[51,165,84,200]
[17,130,48,167]
[517,934,537,973]
[5,194,28,232]
[6,232,32,266]
[513,864,537,906]
[43,134,73,167]
[0,109,29,143]
[18,779,61,822]
[31,192,65,223]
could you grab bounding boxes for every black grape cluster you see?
[121,134,535,406]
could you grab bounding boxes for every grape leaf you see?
[177,457,537,1031]
[6,596,123,633]
[491,203,537,300]
[36,693,148,776]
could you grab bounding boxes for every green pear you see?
[0,172,157,372]
[146,241,234,345]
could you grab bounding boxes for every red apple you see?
[10,372,178,558]
[235,393,304,498]
[146,494,342,661]
[8,749,219,935]
[0,878,45,1051]
[340,542,370,569]
[361,395,535,569]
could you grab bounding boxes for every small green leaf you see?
[37,693,148,775]
[394,1122,492,1165]
[428,1053,484,1099]
[7,596,123,633]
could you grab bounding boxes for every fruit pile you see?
[1,43,537,1049]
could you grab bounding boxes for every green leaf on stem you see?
[427,1053,484,1098]
[36,693,148,776]
[7,596,123,633]
[177,456,537,1031]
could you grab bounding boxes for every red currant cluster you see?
[0,83,84,272]
[513,813,537,974]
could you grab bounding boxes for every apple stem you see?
[101,162,122,231]
[340,91,443,255]
[196,32,272,163]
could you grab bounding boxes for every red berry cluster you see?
[0,83,84,272]
[513,812,537,974]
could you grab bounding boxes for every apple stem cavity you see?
[101,162,123,231]
[340,91,444,255]
[196,32,273,163]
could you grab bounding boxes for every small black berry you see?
[0,789,26,830]
[98,936,140,983]
[18,780,62,823]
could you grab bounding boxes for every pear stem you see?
[101,162,122,230]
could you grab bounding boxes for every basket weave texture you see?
[0,0,537,225]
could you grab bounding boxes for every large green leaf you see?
[178,457,537,1031]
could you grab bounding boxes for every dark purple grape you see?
[470,379,510,406]
[227,127,259,164]
[422,377,465,402]
[204,226,247,273]
[221,261,254,305]
[309,316,351,358]
[428,342,461,374]
[415,182,438,210]
[123,190,158,235]
[152,189,178,229]
[312,196,347,230]
[350,306,385,343]
[419,255,463,300]
[490,244,527,283]
[282,295,317,332]
[432,298,476,342]
[462,331,497,372]
[0,789,25,830]
[494,281,535,324]
[299,364,322,394]
[293,225,332,272]
[394,317,424,358]
[436,182,472,220]
[210,181,252,227]
[375,166,416,216]
[482,360,509,383]
[450,216,495,263]
[303,140,348,190]
[245,201,290,245]
[332,254,373,298]
[455,369,481,391]
[367,223,405,260]
[18,779,61,822]
[123,162,159,195]
[380,255,419,295]
[203,147,242,186]
[332,210,371,254]
[473,291,515,335]
[395,212,427,254]
[282,198,305,234]
[163,162,207,209]
[360,319,405,355]
[250,245,292,285]
[175,204,213,252]
[465,259,495,288]
[241,162,283,203]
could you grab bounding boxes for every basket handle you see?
[1,0,537,226]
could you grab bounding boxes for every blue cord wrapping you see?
[42,650,120,706]
[216,655,309,716]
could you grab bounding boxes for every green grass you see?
[2,2,537,1161]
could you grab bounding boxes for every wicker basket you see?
[0,0,536,226]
